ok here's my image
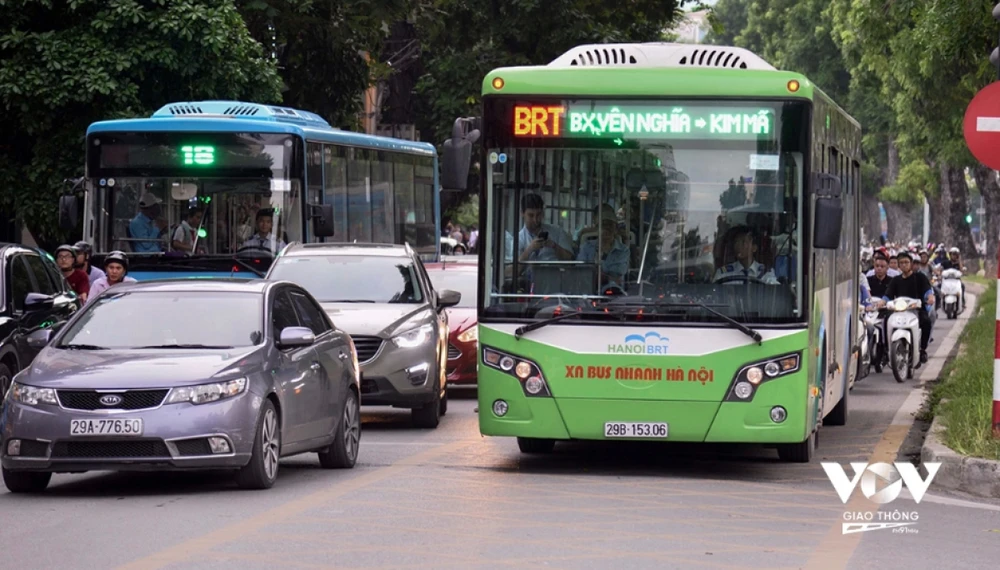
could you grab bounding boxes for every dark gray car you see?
[0,279,361,493]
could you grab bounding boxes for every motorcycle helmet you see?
[949,247,960,254]
[73,241,93,256]
[54,244,76,258]
[104,250,129,275]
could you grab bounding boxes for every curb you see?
[921,415,1000,499]
[918,282,1000,499]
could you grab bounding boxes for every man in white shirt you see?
[713,225,779,284]
[240,208,287,252]
[172,208,205,254]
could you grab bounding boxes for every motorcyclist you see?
[73,241,105,285]
[88,251,137,302]
[54,244,89,303]
[883,251,935,365]
[939,247,966,311]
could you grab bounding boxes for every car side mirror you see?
[24,293,55,312]
[26,328,53,350]
[309,203,335,238]
[277,326,315,348]
[437,289,461,310]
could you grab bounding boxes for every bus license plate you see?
[70,419,143,436]
[604,422,668,438]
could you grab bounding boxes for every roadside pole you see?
[995,248,1000,437]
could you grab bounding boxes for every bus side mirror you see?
[310,203,334,238]
[58,195,79,231]
[441,117,480,191]
[813,173,843,250]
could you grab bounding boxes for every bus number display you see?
[513,103,775,141]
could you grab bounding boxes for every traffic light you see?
[966,213,973,224]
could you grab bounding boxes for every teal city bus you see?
[444,43,862,462]
[68,101,440,279]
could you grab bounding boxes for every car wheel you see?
[318,390,360,469]
[0,362,13,397]
[236,399,280,490]
[2,468,51,493]
[411,383,441,429]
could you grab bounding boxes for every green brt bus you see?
[448,43,861,462]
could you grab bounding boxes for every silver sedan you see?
[1,278,362,492]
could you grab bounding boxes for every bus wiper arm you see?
[656,302,763,345]
[514,311,582,339]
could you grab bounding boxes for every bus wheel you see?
[826,384,848,426]
[777,430,816,463]
[517,437,555,454]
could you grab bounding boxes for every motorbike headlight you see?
[9,382,58,406]
[166,378,247,405]
[457,326,478,343]
[392,324,433,348]
[893,299,907,312]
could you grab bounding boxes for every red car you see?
[425,260,478,386]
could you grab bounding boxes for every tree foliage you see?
[412,0,689,144]
[236,0,413,129]
[0,0,282,249]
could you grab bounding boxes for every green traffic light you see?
[966,214,972,223]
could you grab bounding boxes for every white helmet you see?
[949,247,960,254]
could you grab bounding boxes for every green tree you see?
[704,0,748,46]
[829,0,994,258]
[412,0,689,144]
[0,0,282,249]
[236,0,413,129]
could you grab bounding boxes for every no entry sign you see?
[964,81,1000,170]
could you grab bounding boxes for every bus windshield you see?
[86,132,301,257]
[482,98,808,325]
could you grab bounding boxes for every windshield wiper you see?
[514,311,584,339]
[653,301,763,345]
[136,344,234,349]
[58,344,108,350]
[324,299,376,303]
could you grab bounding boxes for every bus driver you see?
[713,225,779,284]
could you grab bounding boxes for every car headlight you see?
[166,378,247,405]
[9,382,58,406]
[457,326,478,343]
[392,324,433,348]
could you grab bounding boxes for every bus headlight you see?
[482,346,551,397]
[725,352,802,403]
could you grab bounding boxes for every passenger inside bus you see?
[516,193,574,266]
[240,208,287,252]
[576,208,630,290]
[171,207,205,254]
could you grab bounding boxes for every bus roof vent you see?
[549,43,776,71]
[151,101,332,128]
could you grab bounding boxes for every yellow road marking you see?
[117,438,476,570]
[803,423,910,570]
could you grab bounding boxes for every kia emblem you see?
[99,394,124,407]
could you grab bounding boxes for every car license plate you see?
[70,419,143,436]
[604,422,668,438]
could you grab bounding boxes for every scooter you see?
[940,268,963,319]
[886,297,922,383]
[863,303,886,374]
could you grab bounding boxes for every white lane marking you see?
[977,117,1000,132]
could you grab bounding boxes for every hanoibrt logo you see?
[608,332,669,354]
[822,462,941,535]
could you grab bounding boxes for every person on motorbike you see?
[88,251,137,303]
[73,241,105,285]
[883,251,935,365]
[939,247,966,311]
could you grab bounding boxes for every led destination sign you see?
[512,103,776,141]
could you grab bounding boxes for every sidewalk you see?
[920,282,1000,499]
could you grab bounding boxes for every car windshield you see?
[58,291,263,349]
[426,269,477,308]
[269,255,424,303]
